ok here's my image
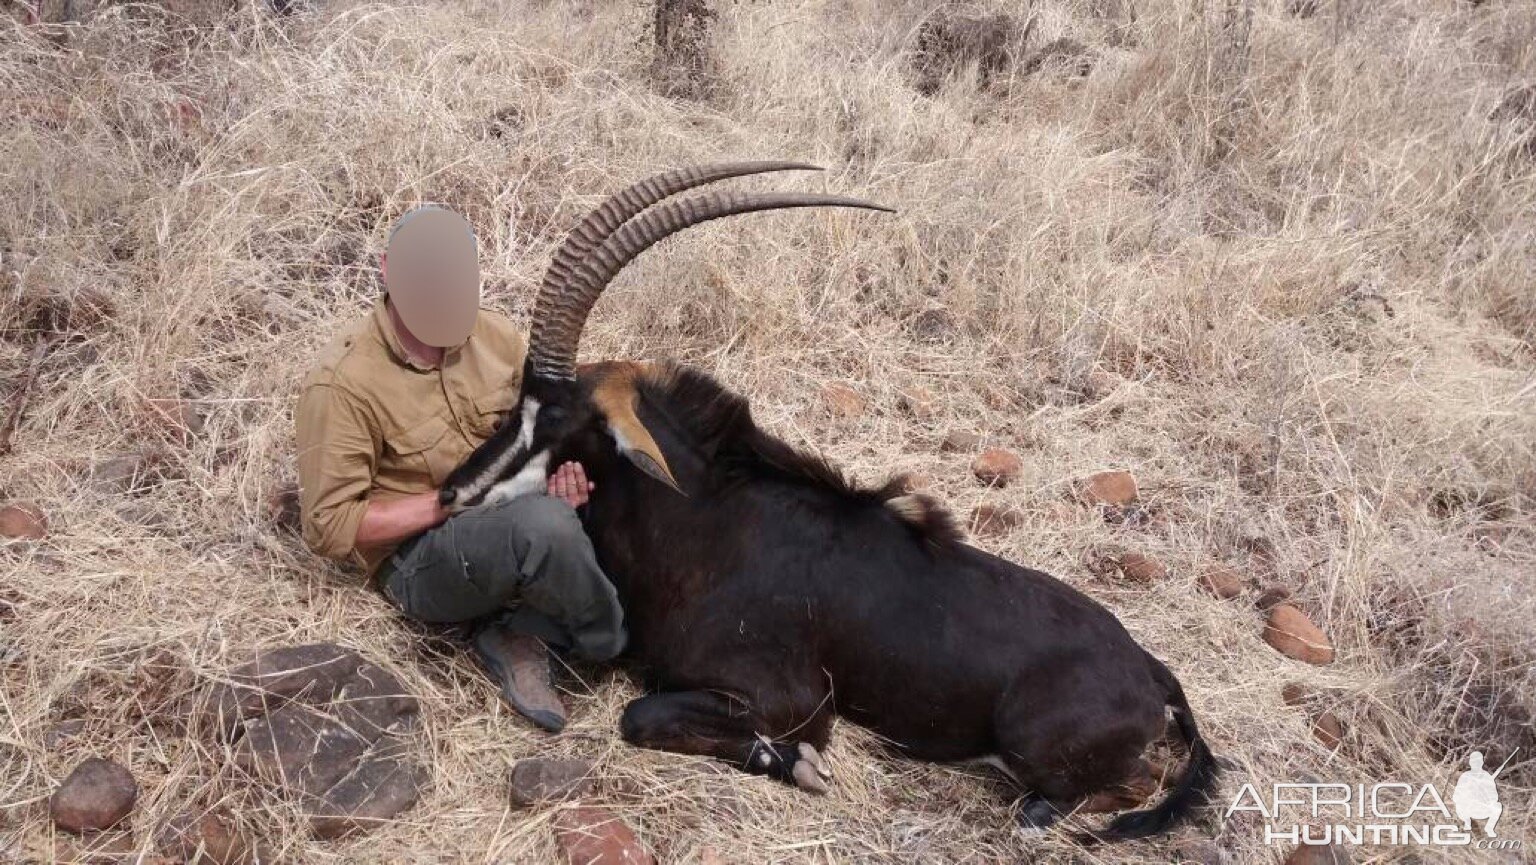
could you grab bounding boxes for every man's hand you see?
[547,461,594,508]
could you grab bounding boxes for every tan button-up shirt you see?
[295,298,527,576]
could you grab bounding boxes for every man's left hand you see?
[547,461,594,508]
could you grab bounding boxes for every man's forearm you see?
[355,492,449,550]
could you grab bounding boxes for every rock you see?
[1079,470,1138,506]
[971,448,1022,486]
[309,757,426,839]
[1173,838,1225,865]
[88,451,160,495]
[820,383,865,420]
[207,643,415,737]
[1285,844,1351,865]
[268,484,301,534]
[1196,565,1244,600]
[509,757,596,807]
[1312,711,1344,750]
[50,758,138,834]
[1022,37,1094,77]
[1264,605,1335,665]
[551,806,655,865]
[156,809,251,865]
[1280,682,1311,707]
[1116,550,1168,582]
[896,386,936,421]
[0,503,47,540]
[939,429,980,453]
[43,719,87,749]
[1084,369,1124,400]
[1255,585,1292,612]
[144,397,204,439]
[970,503,1024,536]
[206,644,423,838]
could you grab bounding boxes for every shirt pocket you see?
[382,414,455,490]
[469,388,517,440]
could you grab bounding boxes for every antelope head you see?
[438,162,893,512]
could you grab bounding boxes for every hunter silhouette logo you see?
[1226,749,1522,851]
[1452,751,1507,838]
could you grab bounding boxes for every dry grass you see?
[2,0,1535,862]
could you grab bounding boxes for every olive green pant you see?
[380,495,627,662]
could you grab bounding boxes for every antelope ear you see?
[587,363,685,496]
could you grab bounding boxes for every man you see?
[295,205,626,733]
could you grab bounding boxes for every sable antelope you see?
[440,162,1217,839]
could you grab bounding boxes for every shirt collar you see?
[373,297,465,372]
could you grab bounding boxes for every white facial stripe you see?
[481,450,550,506]
[462,397,542,503]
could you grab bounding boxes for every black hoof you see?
[1018,794,1060,833]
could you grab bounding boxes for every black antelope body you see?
[440,162,1218,840]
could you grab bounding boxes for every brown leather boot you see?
[470,627,567,733]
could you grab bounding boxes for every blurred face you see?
[384,207,480,347]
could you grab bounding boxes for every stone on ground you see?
[971,448,1022,485]
[1264,605,1335,665]
[1115,550,1168,582]
[939,429,980,453]
[1172,838,1226,865]
[1285,844,1351,864]
[970,503,1024,536]
[1311,711,1344,750]
[206,643,424,838]
[509,758,596,807]
[1078,470,1138,506]
[156,808,259,865]
[50,758,138,834]
[1196,565,1245,600]
[552,806,656,865]
[0,502,47,540]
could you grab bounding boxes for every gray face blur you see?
[385,207,480,348]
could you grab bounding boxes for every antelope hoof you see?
[797,742,832,780]
[791,758,830,795]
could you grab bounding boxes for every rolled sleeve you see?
[295,383,380,566]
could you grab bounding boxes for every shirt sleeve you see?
[295,383,380,567]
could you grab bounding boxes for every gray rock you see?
[50,758,137,833]
[509,758,595,807]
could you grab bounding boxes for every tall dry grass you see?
[2,0,1534,862]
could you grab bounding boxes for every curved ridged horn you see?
[530,162,822,377]
[530,190,895,381]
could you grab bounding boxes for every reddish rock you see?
[939,429,981,453]
[1079,470,1138,506]
[971,448,1022,486]
[1264,605,1335,665]
[552,806,655,865]
[1280,682,1311,707]
[1312,711,1344,750]
[970,503,1024,536]
[820,383,866,419]
[509,758,595,807]
[50,758,138,834]
[896,386,937,420]
[1116,551,1168,582]
[0,503,47,540]
[156,808,252,864]
[1255,585,1292,612]
[1196,565,1244,600]
[1284,844,1351,865]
